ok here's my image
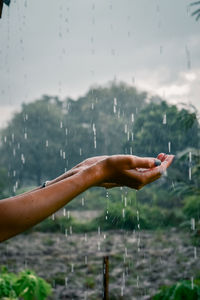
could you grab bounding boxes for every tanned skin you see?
[0,153,174,242]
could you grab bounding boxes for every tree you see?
[0,96,66,187]
[130,101,199,157]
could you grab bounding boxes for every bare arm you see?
[0,154,174,242]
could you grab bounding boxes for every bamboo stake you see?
[103,256,109,300]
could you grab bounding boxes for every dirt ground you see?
[0,228,199,299]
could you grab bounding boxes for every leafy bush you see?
[32,216,74,233]
[0,267,52,300]
[94,203,185,231]
[0,267,17,299]
[183,195,200,220]
[153,279,200,300]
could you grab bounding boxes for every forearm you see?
[0,162,104,242]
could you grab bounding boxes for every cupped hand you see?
[49,153,174,190]
[99,153,174,189]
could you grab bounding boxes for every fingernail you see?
[154,159,161,166]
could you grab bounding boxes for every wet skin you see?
[0,153,174,242]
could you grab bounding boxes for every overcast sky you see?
[0,0,199,127]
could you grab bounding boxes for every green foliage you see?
[132,101,199,158]
[14,270,51,300]
[84,276,95,289]
[32,216,74,233]
[183,195,200,220]
[153,279,200,300]
[0,267,17,299]
[0,267,51,300]
[0,83,199,231]
[95,202,185,231]
[191,1,200,21]
[0,167,10,199]
[0,83,147,188]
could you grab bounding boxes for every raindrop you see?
[52,214,55,221]
[97,241,101,251]
[84,233,87,242]
[189,167,192,181]
[168,141,171,153]
[124,197,127,207]
[137,275,139,287]
[191,218,195,230]
[191,276,194,289]
[63,151,66,159]
[71,264,74,272]
[46,140,49,147]
[98,226,101,236]
[124,124,128,134]
[163,114,167,124]
[21,153,25,164]
[67,211,70,219]
[65,277,68,287]
[189,151,192,163]
[81,197,85,206]
[70,226,72,235]
[194,247,197,259]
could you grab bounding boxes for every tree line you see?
[0,82,199,198]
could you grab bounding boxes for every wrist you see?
[85,159,107,187]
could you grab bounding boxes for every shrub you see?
[183,195,200,220]
[153,279,200,300]
[0,267,52,300]
[94,203,185,231]
[32,216,74,233]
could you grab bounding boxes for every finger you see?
[157,153,166,162]
[131,156,161,169]
[125,166,162,185]
[159,154,175,171]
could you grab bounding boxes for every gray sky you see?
[0,0,200,127]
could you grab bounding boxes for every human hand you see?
[48,153,174,190]
[99,153,174,190]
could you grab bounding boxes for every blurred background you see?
[0,0,200,299]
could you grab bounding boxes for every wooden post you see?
[0,0,3,19]
[103,256,109,300]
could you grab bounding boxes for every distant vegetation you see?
[0,82,199,231]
